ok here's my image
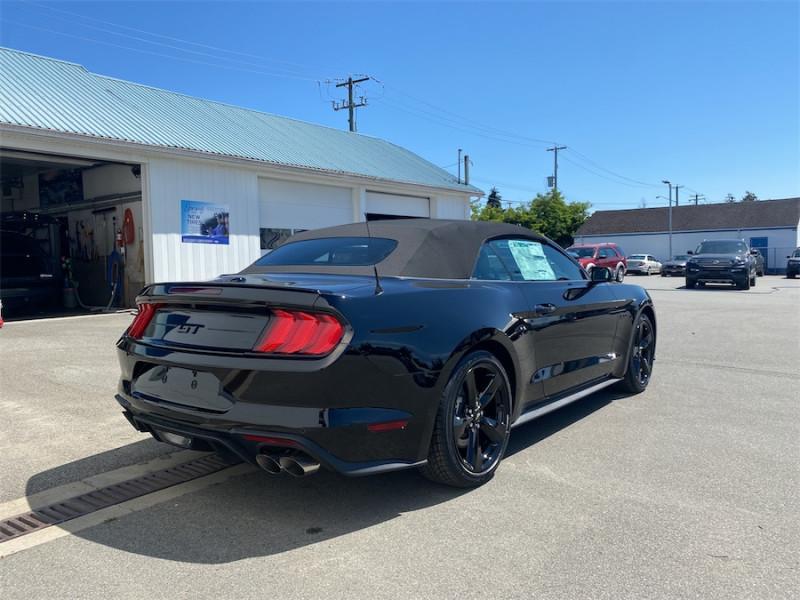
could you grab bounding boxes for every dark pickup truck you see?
[685,239,758,290]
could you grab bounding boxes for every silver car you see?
[626,254,662,275]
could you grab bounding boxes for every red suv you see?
[566,243,627,282]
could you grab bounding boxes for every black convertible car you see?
[115,220,656,487]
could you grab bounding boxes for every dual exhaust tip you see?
[256,450,320,477]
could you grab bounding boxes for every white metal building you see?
[0,48,479,309]
[575,198,800,273]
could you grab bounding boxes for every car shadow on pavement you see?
[505,389,619,458]
[24,438,172,499]
[25,391,620,563]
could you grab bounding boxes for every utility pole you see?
[674,184,683,207]
[692,193,705,205]
[333,76,370,132]
[546,145,567,193]
[662,180,673,259]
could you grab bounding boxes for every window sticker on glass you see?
[507,240,555,281]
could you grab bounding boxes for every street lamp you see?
[662,180,673,259]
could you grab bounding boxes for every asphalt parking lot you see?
[1,275,798,599]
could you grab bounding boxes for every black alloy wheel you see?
[422,351,512,487]
[617,312,656,394]
[685,278,696,289]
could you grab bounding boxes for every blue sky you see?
[1,1,797,210]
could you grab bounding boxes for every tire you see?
[661,272,666,277]
[738,275,750,290]
[616,312,656,394]
[789,272,796,279]
[421,351,512,488]
[616,266,625,282]
[685,278,696,289]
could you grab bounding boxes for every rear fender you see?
[437,328,522,411]
[614,297,656,378]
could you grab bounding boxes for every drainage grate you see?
[0,454,236,543]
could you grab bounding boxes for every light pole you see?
[662,180,673,259]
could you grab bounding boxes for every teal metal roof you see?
[0,47,480,194]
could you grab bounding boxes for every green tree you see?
[486,187,502,209]
[472,190,591,247]
[740,191,758,202]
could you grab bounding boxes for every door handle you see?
[533,303,556,315]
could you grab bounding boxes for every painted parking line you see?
[0,463,254,559]
[0,448,258,559]
[0,449,204,520]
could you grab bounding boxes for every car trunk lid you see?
[129,274,367,353]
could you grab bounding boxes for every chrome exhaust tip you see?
[255,452,284,475]
[278,453,321,477]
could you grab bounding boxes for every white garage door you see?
[365,191,430,218]
[259,178,352,230]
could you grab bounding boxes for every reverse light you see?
[254,309,345,356]
[127,303,162,339]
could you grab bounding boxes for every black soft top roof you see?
[243,219,546,279]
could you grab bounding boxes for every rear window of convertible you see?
[254,237,398,267]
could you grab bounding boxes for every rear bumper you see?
[115,341,439,475]
[662,266,685,275]
[116,397,426,476]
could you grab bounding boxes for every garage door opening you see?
[1,149,145,320]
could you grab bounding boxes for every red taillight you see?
[127,303,162,339]
[254,309,345,356]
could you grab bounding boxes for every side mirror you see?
[590,266,613,283]
[687,251,694,255]
[749,249,759,255]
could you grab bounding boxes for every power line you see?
[25,0,339,74]
[564,148,661,188]
[375,98,557,149]
[17,8,322,79]
[379,82,558,146]
[375,97,667,190]
[2,20,321,82]
[13,3,681,197]
[559,155,659,189]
